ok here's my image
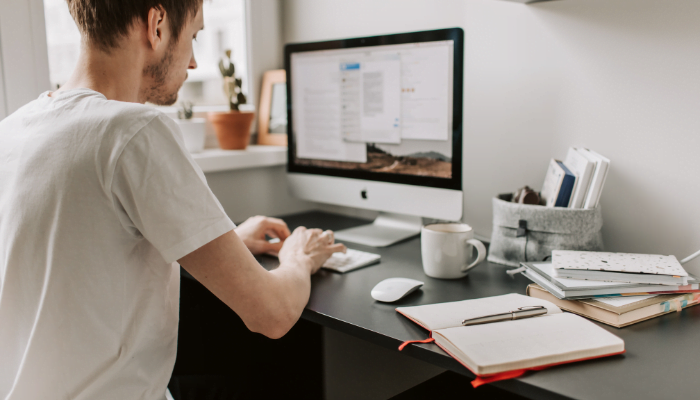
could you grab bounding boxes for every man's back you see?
[0,89,234,400]
[0,1,348,398]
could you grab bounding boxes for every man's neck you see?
[53,44,146,103]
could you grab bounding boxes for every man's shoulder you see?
[79,98,183,153]
[2,92,176,143]
[96,100,173,136]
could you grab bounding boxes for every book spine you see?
[541,159,564,207]
[555,161,577,208]
[567,148,594,209]
[582,150,610,209]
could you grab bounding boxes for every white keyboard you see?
[322,248,381,273]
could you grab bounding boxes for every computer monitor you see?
[285,28,464,247]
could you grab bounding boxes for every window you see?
[42,0,248,107]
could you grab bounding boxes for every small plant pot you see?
[208,111,255,150]
[175,118,206,153]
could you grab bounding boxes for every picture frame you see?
[257,69,287,146]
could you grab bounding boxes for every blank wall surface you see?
[205,166,314,223]
[282,0,700,273]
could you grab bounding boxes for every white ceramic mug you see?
[421,223,487,279]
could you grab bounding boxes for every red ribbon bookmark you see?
[398,337,435,351]
[471,369,528,388]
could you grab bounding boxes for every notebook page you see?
[434,313,624,375]
[396,293,561,331]
[594,295,656,307]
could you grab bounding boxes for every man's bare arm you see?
[178,226,345,339]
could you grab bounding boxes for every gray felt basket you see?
[488,196,604,267]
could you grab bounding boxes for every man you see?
[0,1,345,399]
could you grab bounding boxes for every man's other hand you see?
[235,216,291,255]
[180,223,346,339]
[278,227,347,274]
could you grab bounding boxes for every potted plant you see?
[175,101,206,153]
[208,49,255,150]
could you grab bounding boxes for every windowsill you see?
[192,145,287,173]
[155,104,255,115]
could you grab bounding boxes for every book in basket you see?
[396,294,624,387]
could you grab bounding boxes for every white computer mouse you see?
[371,278,424,303]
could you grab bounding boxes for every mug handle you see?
[461,238,487,272]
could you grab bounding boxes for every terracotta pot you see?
[208,111,255,150]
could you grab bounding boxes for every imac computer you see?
[285,28,464,247]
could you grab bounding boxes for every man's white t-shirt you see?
[0,89,235,399]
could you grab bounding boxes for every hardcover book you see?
[520,262,700,300]
[564,148,595,209]
[527,284,700,328]
[552,250,689,286]
[579,148,610,209]
[540,159,577,208]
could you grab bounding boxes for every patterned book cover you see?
[552,250,688,277]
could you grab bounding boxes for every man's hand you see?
[278,227,347,274]
[179,221,346,340]
[234,215,291,255]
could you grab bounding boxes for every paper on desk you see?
[593,295,656,307]
[533,263,623,288]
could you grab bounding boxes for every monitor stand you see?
[333,212,423,247]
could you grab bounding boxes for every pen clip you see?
[515,305,546,312]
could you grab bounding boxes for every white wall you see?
[205,166,315,223]
[247,0,285,135]
[0,41,6,120]
[283,0,700,272]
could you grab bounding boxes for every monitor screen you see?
[285,29,463,190]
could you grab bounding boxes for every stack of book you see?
[521,250,700,328]
[541,147,609,209]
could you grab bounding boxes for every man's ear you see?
[146,6,167,50]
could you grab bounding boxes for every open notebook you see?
[397,294,624,387]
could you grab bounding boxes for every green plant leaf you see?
[218,59,226,76]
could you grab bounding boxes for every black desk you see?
[260,211,700,400]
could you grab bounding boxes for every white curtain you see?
[0,0,51,119]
